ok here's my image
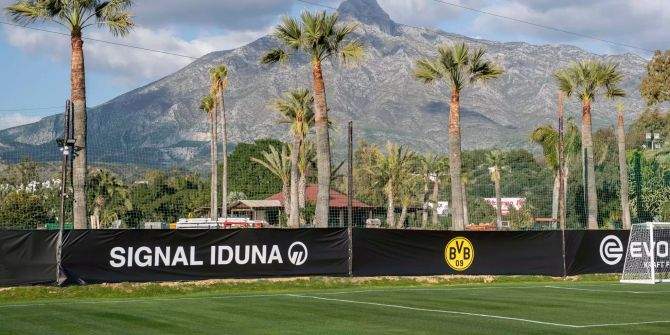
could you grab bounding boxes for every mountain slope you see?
[0,0,647,167]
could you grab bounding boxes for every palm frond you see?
[4,1,53,25]
[260,48,289,64]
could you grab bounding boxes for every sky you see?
[0,0,668,130]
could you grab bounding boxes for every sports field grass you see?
[1,276,669,334]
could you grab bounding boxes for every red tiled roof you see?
[266,184,371,208]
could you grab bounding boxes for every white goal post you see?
[621,222,670,284]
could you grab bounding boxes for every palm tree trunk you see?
[71,30,88,229]
[449,90,465,230]
[312,61,331,228]
[432,177,439,225]
[299,174,306,209]
[209,110,218,222]
[92,206,101,230]
[462,180,469,226]
[398,205,408,229]
[495,177,503,230]
[552,172,560,220]
[386,181,395,228]
[217,89,228,219]
[422,177,429,228]
[618,109,631,229]
[282,182,290,226]
[289,137,301,228]
[582,99,598,229]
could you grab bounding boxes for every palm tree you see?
[261,10,364,228]
[252,145,292,226]
[298,140,316,210]
[271,89,315,228]
[485,149,508,230]
[398,174,420,228]
[89,170,130,229]
[418,154,437,227]
[414,42,503,230]
[554,60,626,229]
[617,102,632,229]
[210,66,229,219]
[199,96,218,222]
[529,119,581,222]
[5,0,134,229]
[367,142,415,228]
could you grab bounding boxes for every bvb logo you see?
[445,237,474,271]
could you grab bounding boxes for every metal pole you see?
[56,100,71,285]
[558,92,567,277]
[347,120,353,277]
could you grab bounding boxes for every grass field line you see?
[287,293,670,329]
[312,285,541,295]
[285,293,581,328]
[543,285,670,294]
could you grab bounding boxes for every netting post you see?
[347,120,353,277]
[56,100,71,286]
[649,222,656,283]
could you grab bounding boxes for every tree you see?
[271,89,315,228]
[0,190,49,229]
[5,0,134,229]
[88,170,130,229]
[366,142,415,228]
[417,154,437,227]
[199,96,218,222]
[252,145,292,226]
[640,50,670,106]
[485,150,509,230]
[210,65,229,219]
[298,140,316,210]
[529,119,581,221]
[554,60,626,229]
[261,10,364,227]
[228,139,284,199]
[617,103,632,229]
[414,42,503,230]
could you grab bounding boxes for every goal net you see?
[621,222,670,284]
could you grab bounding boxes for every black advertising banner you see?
[353,229,564,276]
[61,228,349,284]
[0,231,58,286]
[565,230,630,275]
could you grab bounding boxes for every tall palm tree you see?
[89,170,130,229]
[210,66,229,219]
[5,0,134,229]
[414,42,503,230]
[271,89,315,228]
[529,119,581,221]
[252,145,292,226]
[554,60,626,229]
[617,102,631,229]
[261,10,364,228]
[485,149,508,230]
[199,96,218,222]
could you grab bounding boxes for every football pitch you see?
[1,279,669,334]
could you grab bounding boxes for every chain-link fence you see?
[1,106,668,231]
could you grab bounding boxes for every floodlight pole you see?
[558,92,567,277]
[347,120,354,277]
[56,100,72,285]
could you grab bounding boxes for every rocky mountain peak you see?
[337,0,396,34]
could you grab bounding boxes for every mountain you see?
[0,0,648,168]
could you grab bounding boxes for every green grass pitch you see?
[1,276,669,334]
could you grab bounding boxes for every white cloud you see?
[470,0,669,55]
[0,113,42,130]
[2,25,272,86]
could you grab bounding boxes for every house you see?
[264,184,373,227]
